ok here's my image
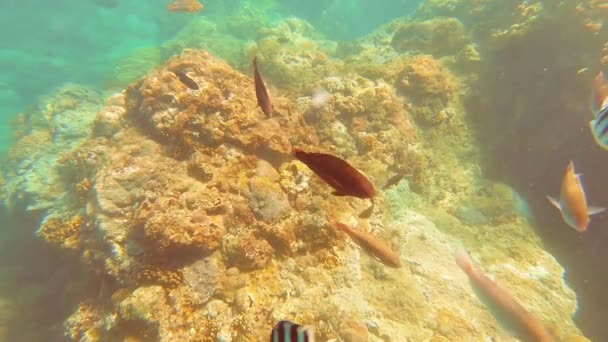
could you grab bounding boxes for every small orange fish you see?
[253,56,273,115]
[547,161,604,232]
[333,221,401,268]
[455,250,554,342]
[167,0,203,13]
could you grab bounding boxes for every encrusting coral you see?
[38,214,84,251]
[0,5,593,341]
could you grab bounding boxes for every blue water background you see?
[0,0,419,158]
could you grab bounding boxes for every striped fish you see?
[590,71,608,149]
[590,105,608,149]
[270,320,315,342]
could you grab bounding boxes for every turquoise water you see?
[0,0,417,158]
[1,0,608,341]
[0,0,190,156]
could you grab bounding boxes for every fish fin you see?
[455,249,475,275]
[546,196,561,210]
[588,206,606,215]
[358,205,373,218]
[332,190,347,196]
[299,326,315,342]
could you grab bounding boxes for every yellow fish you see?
[547,161,604,232]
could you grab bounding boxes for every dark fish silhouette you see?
[293,148,375,199]
[173,71,199,90]
[382,171,407,190]
[253,56,273,115]
[269,320,315,342]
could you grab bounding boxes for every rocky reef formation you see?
[409,1,608,340]
[0,2,594,341]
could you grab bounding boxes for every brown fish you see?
[455,250,554,342]
[293,148,375,199]
[173,71,199,90]
[334,221,401,268]
[382,171,408,190]
[167,0,203,12]
[253,56,273,115]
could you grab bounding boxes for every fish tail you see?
[292,147,303,156]
[455,249,475,276]
[332,221,352,235]
[546,195,561,210]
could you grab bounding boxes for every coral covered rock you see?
[391,17,470,57]
[0,12,590,341]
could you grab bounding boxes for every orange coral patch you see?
[167,0,203,13]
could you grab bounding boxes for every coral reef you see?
[0,5,593,341]
[2,84,102,214]
[391,17,470,57]
[38,214,84,251]
[397,55,458,127]
[106,47,164,90]
[250,18,337,93]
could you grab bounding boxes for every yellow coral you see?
[38,215,84,250]
[399,55,456,103]
[136,266,184,288]
[76,178,92,195]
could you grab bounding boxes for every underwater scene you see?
[3,0,608,341]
